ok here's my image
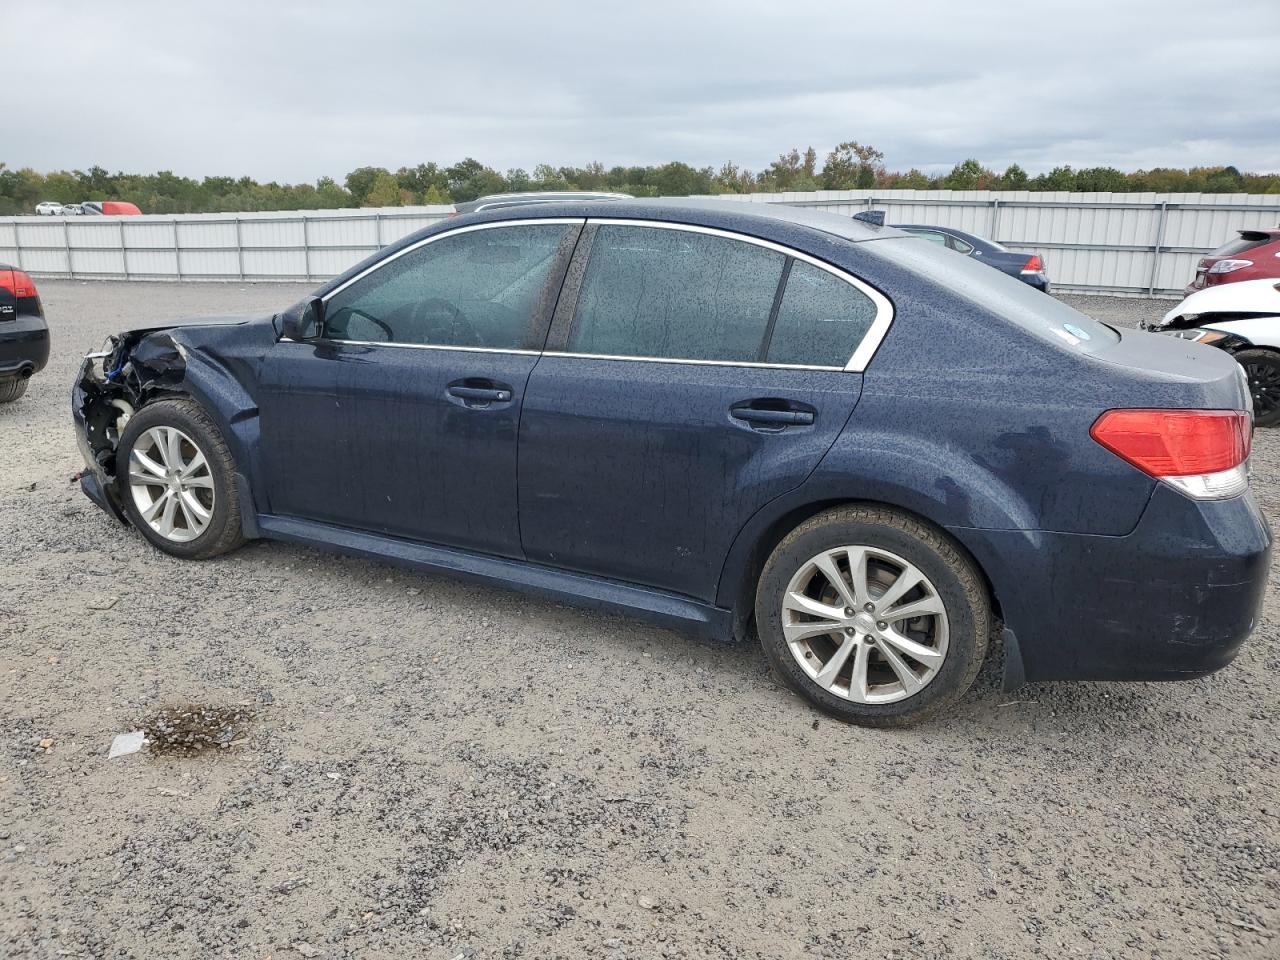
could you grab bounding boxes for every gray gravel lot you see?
[2,282,1278,959]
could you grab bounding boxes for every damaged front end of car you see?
[73,312,274,526]
[73,328,195,522]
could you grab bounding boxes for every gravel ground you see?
[2,283,1278,960]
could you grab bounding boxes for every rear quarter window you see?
[1210,234,1275,257]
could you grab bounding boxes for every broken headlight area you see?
[75,328,190,480]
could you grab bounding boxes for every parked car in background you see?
[0,264,49,403]
[81,200,142,216]
[71,198,1267,727]
[1187,228,1280,294]
[35,201,64,216]
[1144,279,1280,425]
[891,223,1049,292]
[452,191,631,215]
[60,203,84,216]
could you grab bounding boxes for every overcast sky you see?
[10,0,1280,181]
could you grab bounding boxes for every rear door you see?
[257,220,581,557]
[516,221,890,601]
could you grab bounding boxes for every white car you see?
[60,203,84,216]
[35,201,64,216]
[1144,279,1280,425]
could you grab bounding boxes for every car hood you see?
[1155,279,1280,330]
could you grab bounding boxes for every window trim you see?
[546,218,893,372]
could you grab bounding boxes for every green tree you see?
[942,158,986,190]
[365,172,402,207]
[821,141,885,190]
[345,166,390,205]
[1001,164,1029,189]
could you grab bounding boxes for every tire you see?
[0,378,28,403]
[115,398,246,559]
[1236,349,1280,427]
[755,505,990,727]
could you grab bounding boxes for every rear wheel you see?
[115,399,246,559]
[1237,349,1280,427]
[0,378,28,403]
[755,505,990,727]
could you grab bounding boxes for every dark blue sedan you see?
[892,223,1050,292]
[72,201,1268,726]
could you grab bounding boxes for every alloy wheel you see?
[781,545,949,704]
[127,425,216,542]
[1244,357,1280,420]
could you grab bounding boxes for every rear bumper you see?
[0,315,50,378]
[953,483,1271,682]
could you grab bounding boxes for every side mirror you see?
[280,296,324,341]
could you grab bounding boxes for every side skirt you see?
[257,515,736,641]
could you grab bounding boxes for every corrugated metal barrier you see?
[3,190,1278,296]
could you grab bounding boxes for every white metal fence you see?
[2,191,1278,297]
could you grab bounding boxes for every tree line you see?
[2,143,1277,215]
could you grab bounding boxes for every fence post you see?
[302,216,313,282]
[987,198,1001,239]
[12,221,22,271]
[1148,201,1169,296]
[173,220,183,280]
[374,212,382,249]
[235,216,245,280]
[119,219,129,280]
[63,219,74,279]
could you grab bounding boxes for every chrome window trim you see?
[540,350,843,371]
[321,218,586,303]
[575,218,894,372]
[303,339,541,356]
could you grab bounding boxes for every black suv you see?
[0,265,49,402]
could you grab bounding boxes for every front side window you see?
[568,225,786,362]
[323,223,569,349]
[767,261,878,367]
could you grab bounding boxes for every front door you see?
[518,222,886,601]
[257,220,581,558]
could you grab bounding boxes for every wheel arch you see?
[717,492,1004,644]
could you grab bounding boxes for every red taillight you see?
[1091,409,1250,477]
[1022,254,1044,273]
[0,269,37,297]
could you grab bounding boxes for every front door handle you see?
[446,379,514,407]
[448,385,511,403]
[731,407,815,427]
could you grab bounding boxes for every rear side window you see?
[768,261,878,366]
[1210,233,1275,257]
[568,225,785,362]
[948,236,974,255]
[905,228,949,246]
[323,223,569,349]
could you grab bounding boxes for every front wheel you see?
[1236,349,1280,427]
[115,399,246,559]
[755,505,990,727]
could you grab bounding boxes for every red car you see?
[1188,227,1280,293]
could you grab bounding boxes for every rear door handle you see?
[448,385,511,403]
[731,408,815,426]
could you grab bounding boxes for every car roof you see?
[455,191,633,213]
[458,196,901,244]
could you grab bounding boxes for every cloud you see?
[9,0,1280,180]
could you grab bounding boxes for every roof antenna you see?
[853,210,886,227]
